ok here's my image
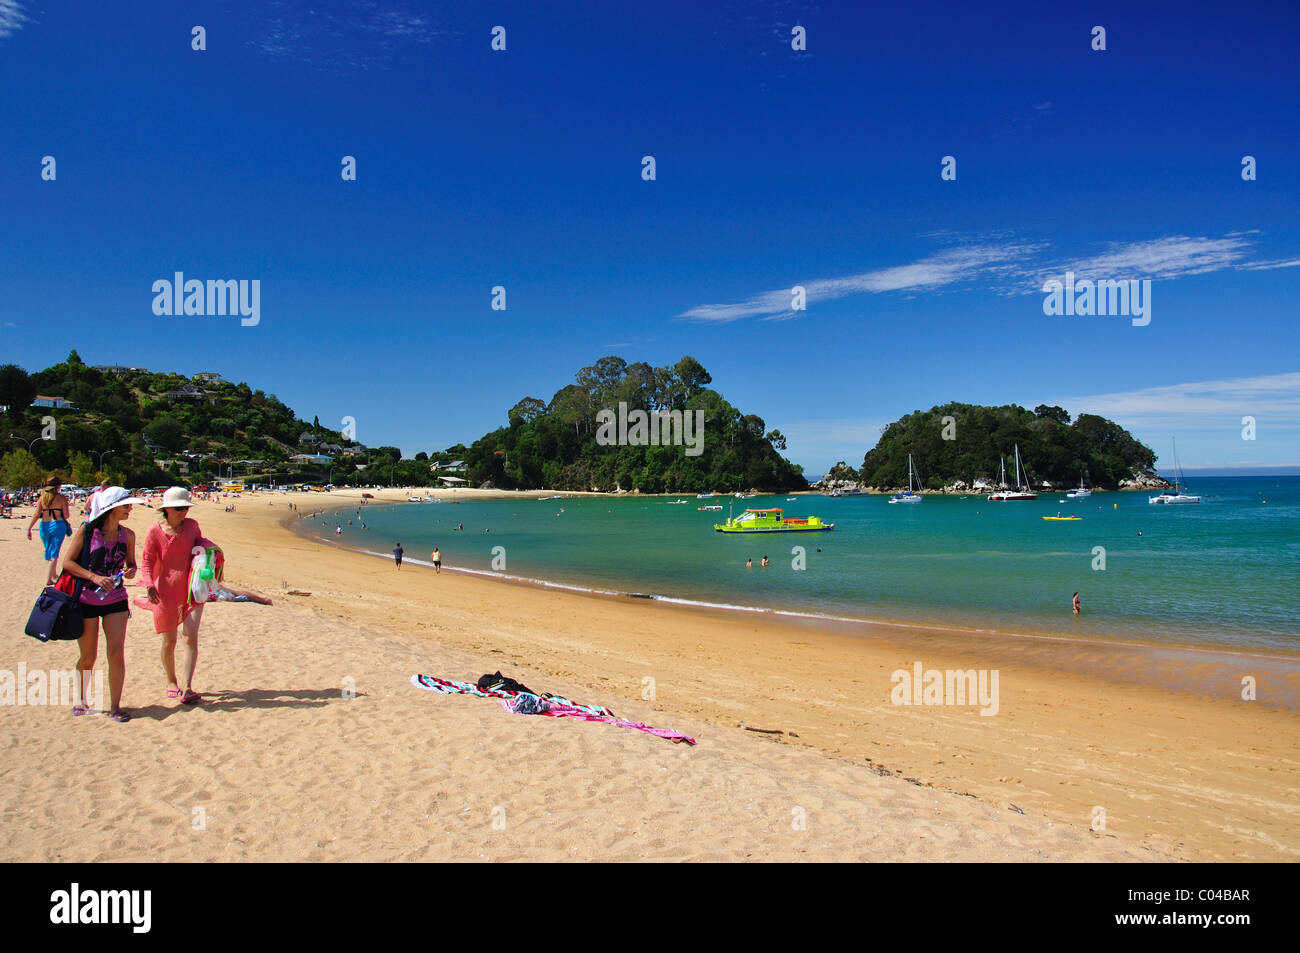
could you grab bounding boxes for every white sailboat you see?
[1149,439,1200,504]
[889,453,923,504]
[987,445,1037,501]
[1066,469,1092,499]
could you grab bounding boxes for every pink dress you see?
[137,519,214,633]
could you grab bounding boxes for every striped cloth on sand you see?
[410,674,696,745]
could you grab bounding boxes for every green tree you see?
[508,397,547,427]
[67,451,97,486]
[0,448,46,488]
[0,364,36,416]
[144,415,184,451]
[1033,404,1072,425]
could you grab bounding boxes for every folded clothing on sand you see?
[410,673,697,745]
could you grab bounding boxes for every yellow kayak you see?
[1043,515,1083,521]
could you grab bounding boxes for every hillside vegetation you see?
[464,356,807,492]
[859,402,1158,490]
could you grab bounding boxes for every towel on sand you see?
[410,674,696,745]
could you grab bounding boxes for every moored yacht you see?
[987,445,1037,501]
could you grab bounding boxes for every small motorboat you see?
[715,508,834,533]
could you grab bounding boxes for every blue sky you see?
[2,0,1297,475]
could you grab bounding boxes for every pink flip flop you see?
[166,688,182,698]
[180,690,202,705]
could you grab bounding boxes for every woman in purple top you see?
[61,487,144,722]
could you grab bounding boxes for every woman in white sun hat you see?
[61,486,145,722]
[138,486,217,705]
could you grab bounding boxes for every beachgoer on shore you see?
[27,474,72,585]
[431,548,441,573]
[139,487,215,705]
[1073,591,1081,615]
[63,487,145,722]
[83,479,110,519]
[394,543,404,569]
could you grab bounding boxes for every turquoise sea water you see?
[309,476,1300,654]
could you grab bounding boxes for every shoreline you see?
[276,489,1299,860]
[4,487,1297,861]
[300,492,1300,668]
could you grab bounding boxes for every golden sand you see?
[2,488,1295,861]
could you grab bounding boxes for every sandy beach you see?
[2,487,1296,862]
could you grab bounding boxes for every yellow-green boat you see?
[714,508,834,534]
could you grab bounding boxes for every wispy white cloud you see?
[1056,372,1300,468]
[679,232,1294,323]
[0,0,29,40]
[1236,257,1300,272]
[779,416,892,472]
[1058,371,1300,424]
[244,1,451,70]
[1031,234,1256,287]
[679,242,1041,323]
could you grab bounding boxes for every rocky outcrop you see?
[1120,469,1170,490]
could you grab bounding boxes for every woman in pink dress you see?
[139,487,214,704]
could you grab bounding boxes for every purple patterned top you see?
[78,527,129,606]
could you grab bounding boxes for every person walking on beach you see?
[1073,591,1081,615]
[431,547,441,573]
[83,478,110,519]
[26,474,72,585]
[393,543,404,569]
[62,487,145,722]
[139,487,215,705]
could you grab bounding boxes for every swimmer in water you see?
[746,557,752,568]
[1073,591,1081,615]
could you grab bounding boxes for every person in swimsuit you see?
[1073,591,1081,615]
[26,474,72,584]
[139,487,215,705]
[431,547,441,573]
[62,487,144,722]
[393,543,403,568]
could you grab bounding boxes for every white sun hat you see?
[158,486,197,510]
[88,486,147,522]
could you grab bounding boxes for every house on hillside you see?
[31,395,75,409]
[167,383,211,404]
[298,432,321,446]
[290,453,332,465]
[194,372,223,383]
